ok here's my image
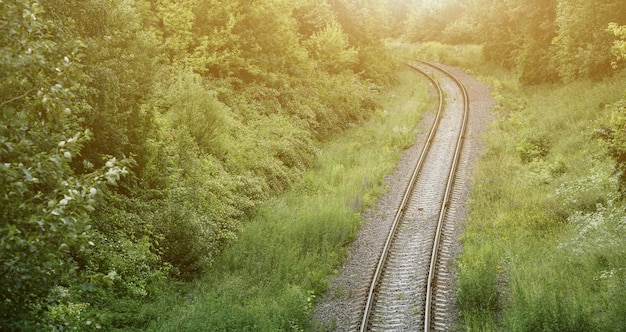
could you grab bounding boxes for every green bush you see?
[304,23,359,74]
[516,132,551,163]
[597,98,626,193]
[0,1,130,327]
[161,70,229,158]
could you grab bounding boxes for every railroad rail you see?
[358,61,469,331]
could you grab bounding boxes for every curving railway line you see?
[359,61,469,332]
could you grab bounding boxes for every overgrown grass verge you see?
[457,68,626,331]
[138,69,432,331]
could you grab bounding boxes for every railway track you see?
[359,61,469,332]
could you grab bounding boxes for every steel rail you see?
[358,63,445,332]
[358,61,469,331]
[420,61,469,332]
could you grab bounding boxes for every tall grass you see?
[457,68,626,331]
[140,69,432,331]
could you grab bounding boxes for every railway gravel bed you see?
[311,64,494,331]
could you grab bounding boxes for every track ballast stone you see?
[311,64,494,331]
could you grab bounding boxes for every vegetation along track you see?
[359,61,469,331]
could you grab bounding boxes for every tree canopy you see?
[397,0,626,84]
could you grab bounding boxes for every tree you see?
[329,0,396,83]
[162,70,229,157]
[512,0,559,84]
[44,0,161,174]
[235,0,311,83]
[1,1,127,328]
[293,0,336,37]
[155,0,199,63]
[608,22,626,68]
[553,0,626,81]
[191,0,246,77]
[402,0,470,44]
[304,23,359,74]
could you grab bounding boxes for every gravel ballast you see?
[311,64,495,331]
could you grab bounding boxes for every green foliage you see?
[161,70,229,157]
[308,72,377,136]
[236,0,309,81]
[405,42,485,70]
[553,0,626,81]
[1,0,398,328]
[608,23,626,68]
[45,295,92,331]
[516,132,551,163]
[399,0,625,84]
[293,0,336,37]
[401,0,469,44]
[457,244,502,327]
[457,64,626,330]
[466,0,559,83]
[506,286,595,332]
[329,0,397,83]
[187,0,244,76]
[504,202,626,331]
[227,113,316,193]
[330,0,390,47]
[514,0,559,84]
[142,69,430,331]
[305,23,359,74]
[155,0,198,62]
[0,0,129,328]
[97,123,259,281]
[57,0,161,172]
[597,98,626,193]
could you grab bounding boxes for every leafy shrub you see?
[597,98,626,193]
[151,187,238,279]
[608,23,626,68]
[304,23,359,74]
[552,163,618,214]
[0,1,129,327]
[162,70,229,158]
[44,292,92,331]
[516,132,551,163]
[559,203,626,258]
[553,1,623,82]
[112,125,254,279]
[0,0,397,329]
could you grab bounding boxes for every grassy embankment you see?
[134,68,432,331]
[455,60,626,330]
